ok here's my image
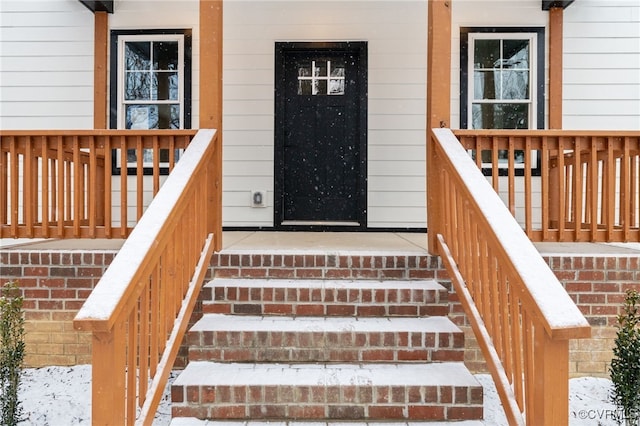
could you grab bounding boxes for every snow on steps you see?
[187,314,465,363]
[170,421,485,426]
[202,279,450,317]
[171,362,483,421]
[172,278,482,423]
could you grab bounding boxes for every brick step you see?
[171,362,483,421]
[187,314,464,363]
[171,420,485,426]
[202,279,449,317]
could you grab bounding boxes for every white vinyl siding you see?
[563,1,640,130]
[224,1,427,228]
[0,0,94,129]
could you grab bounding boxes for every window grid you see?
[298,60,345,96]
[118,35,185,130]
[468,33,536,130]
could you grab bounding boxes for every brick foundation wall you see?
[0,250,116,366]
[1,247,638,377]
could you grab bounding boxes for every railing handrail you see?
[73,129,218,425]
[0,129,198,137]
[454,129,640,137]
[74,129,215,328]
[433,128,591,337]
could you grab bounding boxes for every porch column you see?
[200,0,223,251]
[93,11,108,129]
[426,0,452,254]
[548,7,564,230]
[549,7,564,129]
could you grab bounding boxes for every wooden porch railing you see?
[0,129,196,239]
[454,129,640,242]
[431,128,591,425]
[73,129,217,425]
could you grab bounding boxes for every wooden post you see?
[200,0,223,251]
[426,0,451,254]
[93,12,108,130]
[548,8,563,130]
[531,330,569,425]
[91,328,126,425]
[547,8,564,235]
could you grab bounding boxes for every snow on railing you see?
[430,128,591,425]
[73,129,218,426]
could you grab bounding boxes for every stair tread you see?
[174,362,479,387]
[191,314,461,333]
[171,420,485,426]
[206,278,445,291]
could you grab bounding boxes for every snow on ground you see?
[16,366,622,425]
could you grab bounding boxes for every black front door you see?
[275,42,367,228]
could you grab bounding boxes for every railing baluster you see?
[136,135,144,221]
[0,140,8,229]
[541,136,550,241]
[524,137,532,236]
[508,136,515,215]
[153,137,160,195]
[104,136,112,238]
[10,137,19,236]
[24,136,35,237]
[73,136,81,237]
[41,136,49,238]
[89,137,97,237]
[606,137,616,240]
[589,138,599,241]
[620,138,630,240]
[120,137,129,238]
[573,137,583,241]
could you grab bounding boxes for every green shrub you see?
[0,281,25,426]
[610,289,640,426]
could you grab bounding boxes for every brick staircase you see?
[170,278,484,424]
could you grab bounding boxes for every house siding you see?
[223,1,427,228]
[0,0,94,129]
[563,1,640,130]
[1,1,638,230]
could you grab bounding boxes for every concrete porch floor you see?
[2,231,639,256]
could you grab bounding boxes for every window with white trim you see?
[118,34,185,130]
[109,30,192,173]
[461,28,544,130]
[460,28,544,175]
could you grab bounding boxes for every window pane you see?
[298,80,312,95]
[153,41,179,71]
[329,79,344,95]
[500,70,529,100]
[502,39,529,69]
[156,104,181,129]
[330,64,345,77]
[125,42,151,71]
[314,61,327,77]
[126,105,152,129]
[472,103,529,129]
[125,71,152,100]
[474,39,500,68]
[153,72,178,100]
[314,79,327,95]
[473,70,498,100]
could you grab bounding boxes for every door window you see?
[297,60,345,95]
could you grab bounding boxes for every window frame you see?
[460,27,545,176]
[109,29,192,175]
